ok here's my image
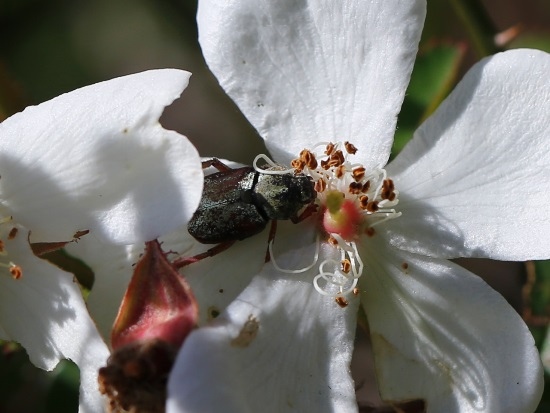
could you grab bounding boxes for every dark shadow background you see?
[0,1,548,412]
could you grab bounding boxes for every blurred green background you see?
[0,0,549,412]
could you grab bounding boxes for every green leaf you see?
[393,42,465,158]
[532,261,550,319]
[45,360,79,413]
[510,32,550,53]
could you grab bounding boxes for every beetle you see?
[175,158,316,267]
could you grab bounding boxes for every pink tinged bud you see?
[322,191,362,241]
[99,240,198,413]
[111,239,198,350]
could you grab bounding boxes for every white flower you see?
[0,69,203,413]
[163,1,550,412]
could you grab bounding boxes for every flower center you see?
[0,213,23,280]
[291,141,401,302]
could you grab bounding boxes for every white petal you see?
[63,158,255,337]
[65,233,143,341]
[359,242,543,412]
[183,231,269,325]
[65,221,268,339]
[386,49,550,260]
[168,248,359,413]
[197,0,425,167]
[0,69,203,244]
[0,233,110,413]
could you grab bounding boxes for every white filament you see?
[253,154,295,175]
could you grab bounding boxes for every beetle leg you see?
[201,158,233,172]
[291,202,318,224]
[264,220,277,262]
[173,240,236,268]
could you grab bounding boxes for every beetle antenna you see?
[253,154,295,175]
[268,235,320,273]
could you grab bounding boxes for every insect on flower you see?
[175,157,317,267]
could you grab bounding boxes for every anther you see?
[327,157,339,168]
[307,158,318,169]
[73,230,90,240]
[341,259,351,273]
[315,179,327,193]
[359,195,369,209]
[327,236,338,247]
[291,159,305,172]
[361,181,371,193]
[366,201,379,213]
[299,149,309,159]
[348,182,363,195]
[10,264,22,280]
[352,167,366,181]
[335,295,349,308]
[335,165,346,179]
[8,227,18,240]
[344,141,358,155]
[301,150,318,169]
[333,150,345,166]
[325,143,335,156]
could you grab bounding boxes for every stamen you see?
[312,235,363,298]
[9,264,22,280]
[8,227,18,240]
[291,159,305,172]
[372,169,387,200]
[348,181,363,194]
[328,150,344,167]
[268,235,320,274]
[365,201,379,212]
[341,259,351,273]
[314,179,327,193]
[335,295,349,308]
[0,261,22,280]
[299,149,318,169]
[352,167,366,181]
[344,141,358,154]
[253,154,295,175]
[277,141,402,299]
[368,211,402,228]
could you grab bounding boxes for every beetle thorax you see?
[253,173,315,220]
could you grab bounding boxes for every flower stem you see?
[450,0,503,57]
